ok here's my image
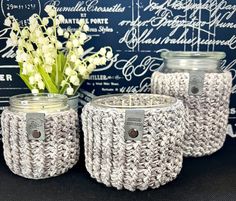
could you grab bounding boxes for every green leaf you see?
[38,66,59,93]
[59,51,67,72]
[51,51,66,88]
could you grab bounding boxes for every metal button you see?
[191,86,199,94]
[32,130,41,139]
[128,128,139,138]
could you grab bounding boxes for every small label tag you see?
[125,110,144,141]
[188,71,205,96]
[26,113,45,141]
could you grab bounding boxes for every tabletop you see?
[0,137,236,201]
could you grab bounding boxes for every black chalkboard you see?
[0,0,236,136]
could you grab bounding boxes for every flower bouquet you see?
[4,5,113,96]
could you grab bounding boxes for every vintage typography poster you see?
[0,0,236,136]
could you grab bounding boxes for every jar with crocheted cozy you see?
[82,93,186,191]
[1,93,80,179]
[151,51,232,157]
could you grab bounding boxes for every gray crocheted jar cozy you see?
[1,108,80,179]
[151,71,232,157]
[82,94,186,191]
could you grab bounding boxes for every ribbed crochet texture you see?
[151,71,232,157]
[82,94,186,191]
[1,108,79,179]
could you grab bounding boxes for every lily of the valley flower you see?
[4,5,113,96]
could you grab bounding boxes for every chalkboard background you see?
[0,0,236,136]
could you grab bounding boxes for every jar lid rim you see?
[10,93,68,107]
[161,51,226,60]
[91,93,177,109]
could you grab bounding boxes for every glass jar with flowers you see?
[1,5,113,179]
[4,5,113,109]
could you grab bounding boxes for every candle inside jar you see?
[9,94,69,113]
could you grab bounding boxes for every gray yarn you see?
[1,108,80,179]
[82,94,186,191]
[151,71,232,157]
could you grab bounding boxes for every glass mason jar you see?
[151,51,232,157]
[82,93,186,191]
[1,93,79,179]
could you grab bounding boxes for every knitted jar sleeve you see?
[82,95,185,191]
[151,71,232,157]
[1,108,79,179]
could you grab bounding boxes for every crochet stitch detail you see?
[82,94,186,191]
[151,71,232,157]
[1,108,80,179]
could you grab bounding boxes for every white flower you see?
[66,41,73,49]
[75,59,82,67]
[45,65,52,73]
[72,39,79,47]
[87,64,96,73]
[88,57,94,64]
[17,39,24,46]
[106,51,113,59]
[57,27,64,36]
[4,17,11,26]
[42,38,49,45]
[38,81,45,90]
[35,30,42,37]
[17,52,28,62]
[80,32,87,42]
[75,30,81,37]
[65,67,72,76]
[45,5,54,13]
[42,17,49,25]
[100,57,107,65]
[58,15,65,23]
[64,31,69,38]
[48,44,54,49]
[34,57,40,64]
[27,64,34,72]
[21,29,29,38]
[27,44,34,51]
[10,32,18,45]
[45,57,54,65]
[12,21,19,31]
[66,87,74,96]
[83,24,89,32]
[42,45,49,52]
[93,57,100,65]
[47,27,54,35]
[77,46,84,56]
[32,88,39,94]
[83,72,90,80]
[78,64,87,76]
[99,48,107,56]
[78,19,86,27]
[45,5,56,17]
[48,9,57,17]
[29,76,36,85]
[70,54,77,62]
[60,80,67,87]
[29,15,37,25]
[56,19,60,26]
[70,75,80,86]
[34,73,42,82]
[23,62,28,68]
[22,67,28,75]
[6,38,15,47]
